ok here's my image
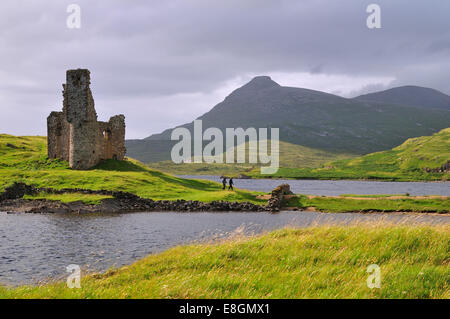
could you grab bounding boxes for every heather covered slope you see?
[127,77,450,163]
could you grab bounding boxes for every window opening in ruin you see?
[104,129,111,141]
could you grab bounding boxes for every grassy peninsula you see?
[0,134,448,213]
[0,134,264,204]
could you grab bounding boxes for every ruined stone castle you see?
[47,69,126,170]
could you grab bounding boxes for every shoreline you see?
[0,182,291,214]
[181,174,449,183]
[2,204,448,215]
[1,182,448,215]
[0,197,265,214]
[3,200,448,215]
[1,198,448,216]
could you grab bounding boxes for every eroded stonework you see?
[47,69,126,169]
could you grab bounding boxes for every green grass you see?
[249,128,450,181]
[285,195,450,213]
[1,224,448,299]
[149,160,257,176]
[23,193,113,205]
[0,134,68,170]
[0,134,265,204]
[339,194,406,198]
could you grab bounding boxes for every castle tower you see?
[47,69,126,169]
[65,69,100,169]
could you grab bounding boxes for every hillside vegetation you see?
[1,224,448,299]
[0,134,264,204]
[250,128,450,181]
[149,140,354,175]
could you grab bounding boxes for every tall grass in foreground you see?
[1,222,448,299]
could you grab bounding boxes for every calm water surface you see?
[0,211,448,286]
[178,175,450,196]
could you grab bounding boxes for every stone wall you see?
[0,183,266,214]
[424,160,450,173]
[0,183,294,213]
[266,184,293,212]
[47,69,126,169]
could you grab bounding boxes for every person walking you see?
[228,177,234,191]
[221,176,227,190]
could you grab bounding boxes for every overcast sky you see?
[1,0,449,139]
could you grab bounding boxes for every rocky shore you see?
[0,182,293,214]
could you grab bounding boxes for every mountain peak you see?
[242,76,280,90]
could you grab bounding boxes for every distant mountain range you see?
[126,77,450,163]
[354,86,450,110]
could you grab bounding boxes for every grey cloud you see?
[348,83,392,98]
[0,0,449,138]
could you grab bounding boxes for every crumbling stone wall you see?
[266,184,293,212]
[424,160,450,173]
[0,183,295,213]
[47,69,126,169]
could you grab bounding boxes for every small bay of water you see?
[0,211,448,286]
[178,175,450,196]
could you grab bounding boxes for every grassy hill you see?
[148,140,355,175]
[0,134,264,204]
[2,224,448,298]
[251,128,450,181]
